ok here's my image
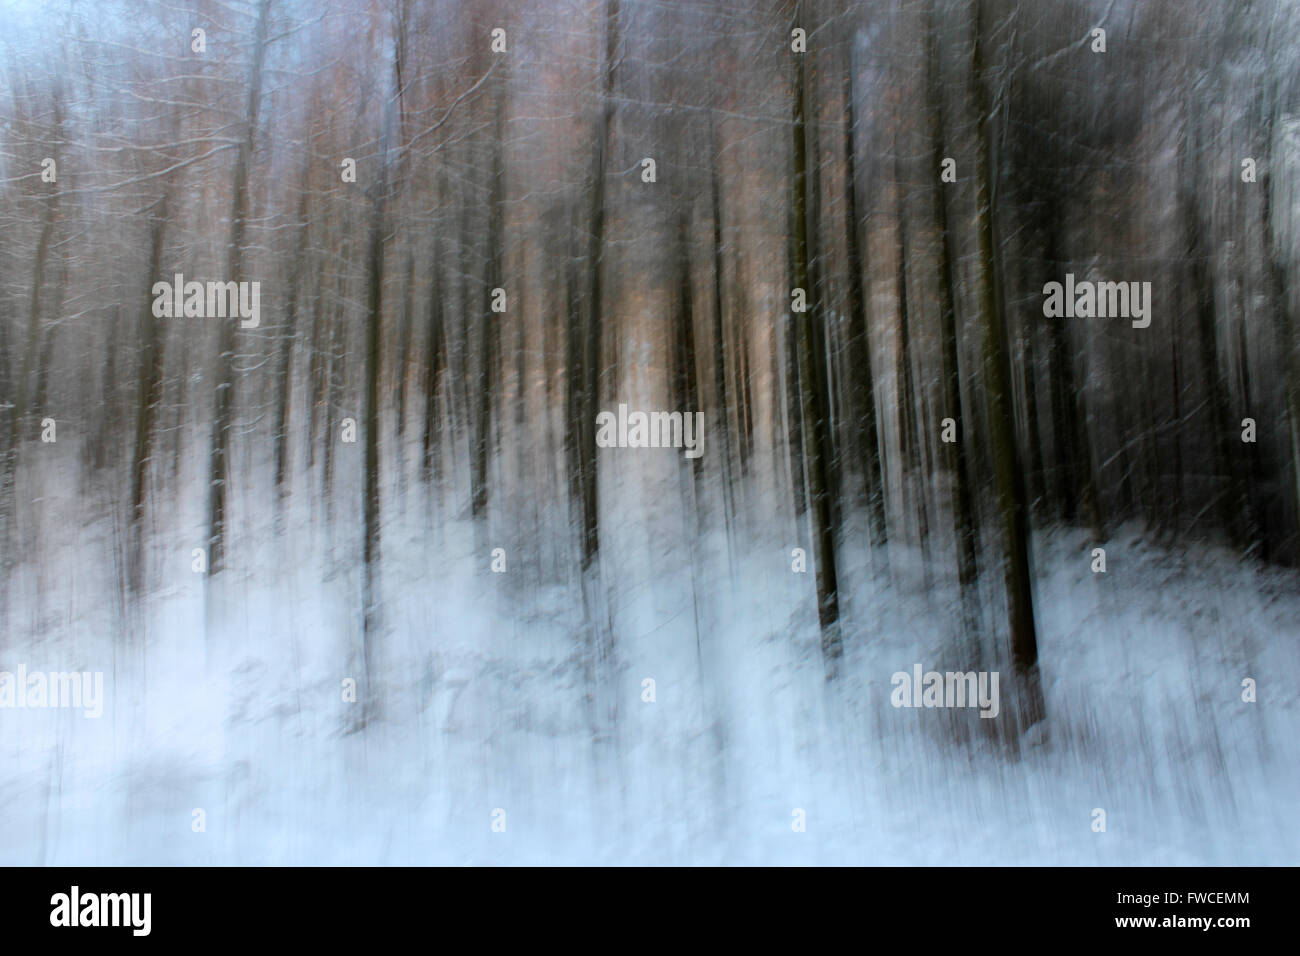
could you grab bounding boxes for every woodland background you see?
[0,0,1297,864]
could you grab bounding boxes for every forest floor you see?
[1,456,1297,864]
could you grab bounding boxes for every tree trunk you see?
[843,64,889,573]
[206,0,271,575]
[927,3,980,646]
[275,179,311,500]
[360,159,390,723]
[792,7,842,675]
[129,188,171,591]
[971,0,1043,730]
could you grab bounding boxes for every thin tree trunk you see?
[708,141,736,545]
[927,3,980,646]
[360,157,390,724]
[423,227,447,486]
[792,6,842,675]
[971,0,1043,730]
[275,180,311,500]
[129,189,171,591]
[473,89,505,521]
[843,64,888,573]
[894,145,934,593]
[206,0,271,576]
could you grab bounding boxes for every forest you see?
[0,0,1297,865]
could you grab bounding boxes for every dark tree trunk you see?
[927,3,980,645]
[792,6,842,675]
[971,0,1043,730]
[843,64,889,572]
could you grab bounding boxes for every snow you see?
[1,440,1296,865]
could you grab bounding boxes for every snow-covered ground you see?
[1,442,1296,865]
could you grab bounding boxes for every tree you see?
[791,0,842,676]
[970,0,1042,730]
[206,0,272,576]
[927,0,980,646]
